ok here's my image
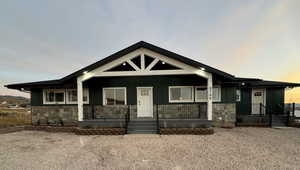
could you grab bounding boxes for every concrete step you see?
[128,121,156,126]
[127,126,156,131]
[127,120,157,134]
[127,129,157,134]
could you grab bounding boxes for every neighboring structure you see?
[5,41,300,133]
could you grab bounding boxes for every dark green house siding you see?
[31,75,236,106]
[236,87,285,115]
[221,87,236,103]
[266,88,284,114]
[31,88,43,106]
[86,75,207,105]
[236,88,252,115]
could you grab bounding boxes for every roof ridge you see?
[60,41,235,81]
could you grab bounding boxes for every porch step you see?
[272,115,287,127]
[127,129,157,134]
[127,120,157,134]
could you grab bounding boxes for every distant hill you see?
[0,95,30,105]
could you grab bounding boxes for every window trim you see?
[236,89,241,102]
[195,85,221,102]
[43,89,66,105]
[168,86,194,103]
[102,87,127,105]
[66,89,89,104]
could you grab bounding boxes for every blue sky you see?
[1,0,300,101]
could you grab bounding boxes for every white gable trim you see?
[146,58,160,71]
[78,48,210,82]
[126,59,140,71]
[141,54,145,70]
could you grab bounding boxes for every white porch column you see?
[207,74,213,120]
[77,77,83,121]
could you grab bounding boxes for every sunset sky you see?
[0,0,299,102]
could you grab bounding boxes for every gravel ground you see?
[0,128,300,170]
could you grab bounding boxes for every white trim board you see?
[43,89,66,105]
[78,48,211,82]
[168,86,194,103]
[102,87,127,105]
[137,87,154,117]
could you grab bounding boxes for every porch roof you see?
[60,41,235,81]
[223,79,300,88]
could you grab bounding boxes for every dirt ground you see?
[0,127,299,170]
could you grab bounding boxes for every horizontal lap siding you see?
[87,75,207,105]
[236,88,252,115]
[30,75,236,106]
[221,87,236,103]
[266,88,284,114]
[31,89,43,106]
[87,75,235,105]
[237,87,285,115]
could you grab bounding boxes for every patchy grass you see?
[0,108,31,127]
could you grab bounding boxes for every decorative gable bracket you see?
[79,48,211,82]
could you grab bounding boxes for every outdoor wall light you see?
[123,63,126,66]
[200,67,205,71]
[83,71,88,74]
[162,61,166,64]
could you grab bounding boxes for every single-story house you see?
[5,41,300,133]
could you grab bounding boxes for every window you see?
[169,86,194,103]
[236,89,241,102]
[254,92,262,96]
[43,89,65,104]
[141,89,149,96]
[103,87,126,105]
[66,89,89,104]
[195,86,221,102]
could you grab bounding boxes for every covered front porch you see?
[76,49,214,133]
[79,103,211,133]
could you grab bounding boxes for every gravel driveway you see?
[0,127,300,170]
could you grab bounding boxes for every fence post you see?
[269,108,272,127]
[198,104,201,119]
[91,104,95,119]
[292,103,295,117]
[128,105,130,120]
[156,87,160,134]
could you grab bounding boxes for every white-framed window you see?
[66,89,89,104]
[43,89,65,104]
[169,86,194,103]
[236,89,241,102]
[195,86,221,102]
[103,87,127,105]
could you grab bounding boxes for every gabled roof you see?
[60,41,235,81]
[5,41,300,90]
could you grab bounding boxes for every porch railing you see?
[157,104,207,119]
[124,105,130,134]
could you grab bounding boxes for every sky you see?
[0,0,299,102]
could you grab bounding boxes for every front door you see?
[251,89,266,114]
[137,87,153,117]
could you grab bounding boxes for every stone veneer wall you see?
[31,106,78,125]
[157,104,207,119]
[32,103,236,127]
[212,103,236,127]
[93,105,128,119]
